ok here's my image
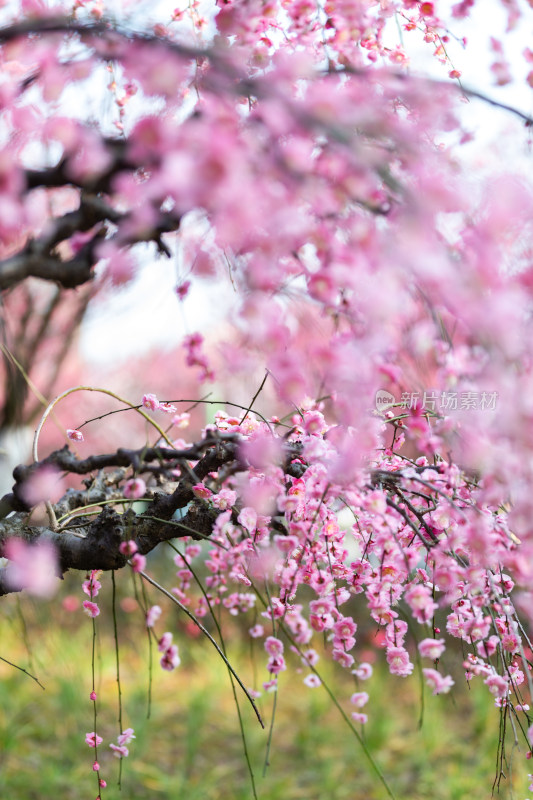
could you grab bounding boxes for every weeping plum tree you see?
[2,0,533,796]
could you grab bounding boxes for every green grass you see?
[0,586,529,800]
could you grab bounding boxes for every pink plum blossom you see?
[386,647,414,677]
[4,538,58,598]
[160,644,181,671]
[192,484,213,501]
[212,488,237,510]
[332,649,355,668]
[83,601,100,618]
[123,478,146,499]
[142,393,160,411]
[19,466,65,507]
[146,605,162,627]
[422,669,455,695]
[418,638,446,660]
[158,633,173,652]
[172,412,191,429]
[238,506,257,534]
[265,636,284,656]
[130,553,146,573]
[350,692,369,708]
[352,663,373,681]
[159,402,177,413]
[119,540,138,556]
[85,732,103,748]
[117,728,136,746]
[484,673,509,698]
[83,571,102,598]
[110,743,129,758]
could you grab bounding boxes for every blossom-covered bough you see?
[1,0,533,796]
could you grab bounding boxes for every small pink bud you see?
[93,761,100,771]
[175,280,191,300]
[90,691,97,701]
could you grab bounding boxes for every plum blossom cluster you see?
[82,569,102,617]
[110,728,136,759]
[119,540,146,573]
[85,726,135,761]
[142,406,532,752]
[158,632,181,671]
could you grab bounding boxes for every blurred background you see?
[0,556,530,800]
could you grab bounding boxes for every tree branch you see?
[0,500,220,597]
[0,433,303,595]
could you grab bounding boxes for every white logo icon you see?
[375,389,396,411]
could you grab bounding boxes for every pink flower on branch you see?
[350,692,369,708]
[117,728,136,746]
[119,539,138,556]
[386,647,414,677]
[352,663,373,681]
[123,478,146,499]
[142,393,160,411]
[146,605,162,627]
[238,506,257,535]
[484,673,509,699]
[83,601,100,618]
[422,669,454,695]
[160,644,181,671]
[110,743,129,759]
[130,553,146,573]
[158,632,173,652]
[85,732,103,748]
[192,483,213,501]
[418,638,446,660]
[264,636,284,657]
[82,571,102,598]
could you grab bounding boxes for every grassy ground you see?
[0,582,529,800]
